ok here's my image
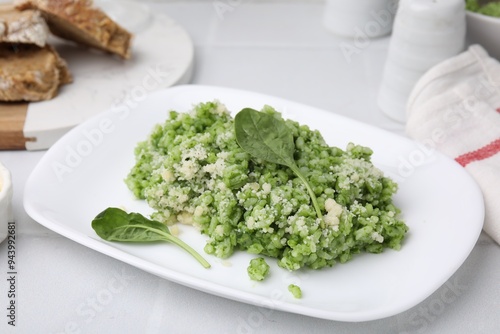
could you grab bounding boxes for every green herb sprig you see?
[234,108,323,221]
[91,207,211,269]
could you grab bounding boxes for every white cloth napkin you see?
[406,44,500,245]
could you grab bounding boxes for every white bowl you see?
[0,162,13,243]
[466,10,500,60]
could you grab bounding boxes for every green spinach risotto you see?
[125,101,408,271]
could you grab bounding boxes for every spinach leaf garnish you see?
[92,207,211,268]
[234,108,323,221]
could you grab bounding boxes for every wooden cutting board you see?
[0,5,193,151]
[0,103,35,150]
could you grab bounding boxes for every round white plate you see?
[24,85,484,322]
[23,1,194,150]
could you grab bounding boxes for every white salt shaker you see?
[323,0,399,38]
[377,0,466,122]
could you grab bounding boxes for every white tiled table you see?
[1,1,499,333]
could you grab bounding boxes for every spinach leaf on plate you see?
[234,108,323,221]
[92,207,211,268]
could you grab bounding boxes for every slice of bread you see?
[0,3,49,47]
[15,0,132,59]
[0,43,72,101]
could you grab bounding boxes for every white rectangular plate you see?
[24,85,484,322]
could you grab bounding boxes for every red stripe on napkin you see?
[455,138,500,167]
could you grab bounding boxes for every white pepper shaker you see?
[323,0,398,38]
[377,0,466,122]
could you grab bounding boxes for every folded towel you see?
[406,44,500,245]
